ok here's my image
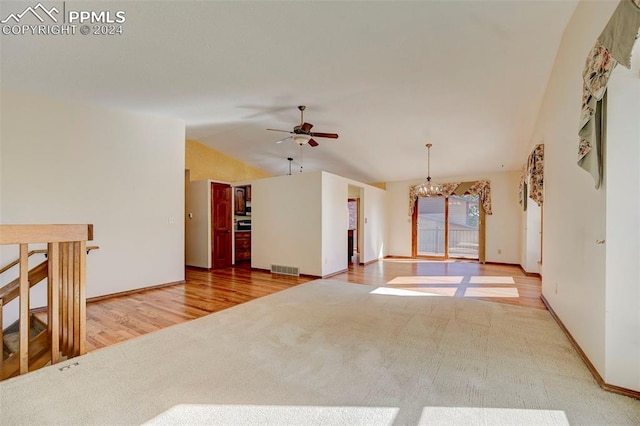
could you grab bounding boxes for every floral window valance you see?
[518,165,527,209]
[518,144,544,209]
[409,180,492,216]
[528,144,544,206]
[578,0,640,188]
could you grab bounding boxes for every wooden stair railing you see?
[0,249,48,276]
[0,247,99,312]
[0,261,50,308]
[0,224,94,380]
[0,246,99,378]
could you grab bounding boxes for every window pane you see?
[416,196,446,256]
[448,195,479,259]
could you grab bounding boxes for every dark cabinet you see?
[234,187,246,215]
[234,185,252,215]
[235,231,251,262]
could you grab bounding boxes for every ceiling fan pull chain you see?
[299,144,304,173]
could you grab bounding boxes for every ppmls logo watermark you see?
[1,2,126,36]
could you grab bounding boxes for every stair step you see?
[3,314,47,358]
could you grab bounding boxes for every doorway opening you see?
[412,194,480,260]
[348,198,359,264]
[348,185,364,265]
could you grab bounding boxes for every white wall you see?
[185,179,211,268]
[386,170,521,264]
[251,171,386,277]
[338,175,387,266]
[327,173,387,270]
[531,0,611,382]
[527,0,640,391]
[521,196,541,274]
[252,172,323,276]
[360,184,387,264]
[321,172,349,276]
[1,92,185,314]
[604,42,640,390]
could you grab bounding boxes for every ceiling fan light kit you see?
[292,135,311,145]
[415,143,442,197]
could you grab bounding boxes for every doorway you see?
[348,185,364,264]
[348,198,359,263]
[412,194,481,260]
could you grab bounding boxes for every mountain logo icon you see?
[1,3,60,24]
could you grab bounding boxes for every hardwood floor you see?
[78,259,542,352]
[82,265,311,352]
[335,258,544,310]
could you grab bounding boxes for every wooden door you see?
[212,183,232,269]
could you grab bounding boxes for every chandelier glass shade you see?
[415,143,442,197]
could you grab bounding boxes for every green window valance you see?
[578,0,640,188]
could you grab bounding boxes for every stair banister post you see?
[79,240,87,356]
[19,243,29,374]
[48,242,60,364]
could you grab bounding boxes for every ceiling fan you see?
[267,105,339,147]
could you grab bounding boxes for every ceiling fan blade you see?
[300,122,314,133]
[276,136,292,144]
[308,138,319,147]
[267,128,293,133]
[309,132,338,139]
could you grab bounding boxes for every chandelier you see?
[415,143,442,197]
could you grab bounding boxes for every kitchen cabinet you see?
[234,185,252,216]
[234,187,246,215]
[235,231,251,262]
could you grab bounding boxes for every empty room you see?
[1,1,639,424]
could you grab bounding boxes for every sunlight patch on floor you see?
[145,404,568,425]
[370,287,453,297]
[418,407,569,425]
[464,287,519,298]
[144,404,399,425]
[469,276,515,284]
[387,276,464,285]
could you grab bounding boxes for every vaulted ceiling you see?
[0,1,578,183]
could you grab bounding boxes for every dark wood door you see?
[212,183,232,269]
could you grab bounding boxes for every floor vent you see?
[270,264,300,276]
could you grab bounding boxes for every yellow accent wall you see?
[186,139,271,182]
[368,182,387,190]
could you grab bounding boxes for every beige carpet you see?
[1,279,639,425]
